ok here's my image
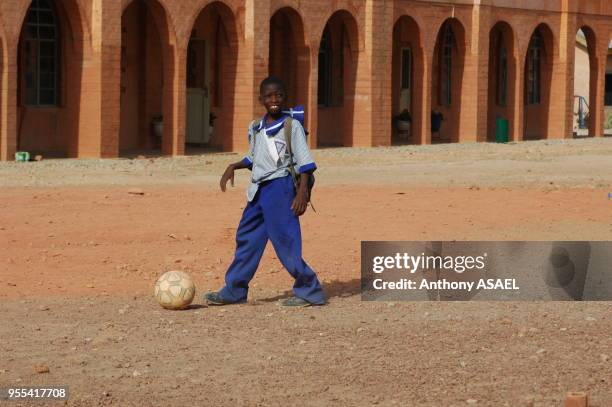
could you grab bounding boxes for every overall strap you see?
[283,118,297,183]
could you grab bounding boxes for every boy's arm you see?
[220,124,256,191]
[290,121,316,215]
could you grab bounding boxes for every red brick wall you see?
[2,0,612,160]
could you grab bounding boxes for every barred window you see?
[23,0,58,106]
[439,23,455,106]
[497,33,508,106]
[318,27,332,107]
[526,30,542,105]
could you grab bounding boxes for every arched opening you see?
[392,16,423,145]
[431,18,465,143]
[487,22,516,142]
[186,2,238,151]
[317,10,358,147]
[120,0,172,155]
[573,26,597,137]
[268,7,308,109]
[17,0,85,157]
[523,24,553,140]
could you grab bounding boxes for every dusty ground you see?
[1,138,611,406]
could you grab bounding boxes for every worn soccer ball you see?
[154,271,196,310]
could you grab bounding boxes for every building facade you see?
[1,0,611,160]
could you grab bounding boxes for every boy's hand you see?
[291,186,309,216]
[220,165,235,192]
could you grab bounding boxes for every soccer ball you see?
[154,271,196,310]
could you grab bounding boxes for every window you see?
[497,34,508,106]
[605,73,612,106]
[439,23,455,106]
[318,27,332,106]
[401,48,412,90]
[23,0,58,106]
[526,30,542,105]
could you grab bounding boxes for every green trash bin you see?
[15,151,30,162]
[495,118,509,143]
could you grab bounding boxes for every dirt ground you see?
[1,138,611,406]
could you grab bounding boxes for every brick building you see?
[1,0,611,160]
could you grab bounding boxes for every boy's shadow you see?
[257,279,361,303]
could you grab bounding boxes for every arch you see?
[431,17,466,143]
[392,15,423,145]
[315,8,361,54]
[573,25,597,137]
[487,21,516,142]
[16,0,87,157]
[185,1,238,151]
[523,23,554,140]
[268,7,309,108]
[119,0,175,154]
[316,9,359,147]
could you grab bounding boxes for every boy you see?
[203,76,326,307]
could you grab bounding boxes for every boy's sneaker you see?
[203,291,245,306]
[278,296,314,307]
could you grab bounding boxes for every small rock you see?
[466,399,478,405]
[34,155,43,162]
[102,391,110,397]
[536,348,546,354]
[601,354,609,362]
[356,327,366,333]
[127,189,145,196]
[34,365,50,374]
[585,316,596,321]
[299,340,306,345]
[132,370,141,377]
[39,306,50,311]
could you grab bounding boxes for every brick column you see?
[0,40,17,161]
[162,46,186,156]
[77,0,119,158]
[306,46,319,149]
[458,5,485,143]
[511,50,525,142]
[548,11,574,139]
[416,43,433,145]
[364,0,393,147]
[229,0,270,153]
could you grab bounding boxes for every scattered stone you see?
[39,306,50,311]
[466,399,478,404]
[102,391,110,397]
[536,348,546,354]
[585,316,596,322]
[136,155,146,160]
[132,370,141,377]
[34,155,43,162]
[168,234,177,239]
[563,391,588,407]
[127,189,145,195]
[600,354,609,362]
[356,327,366,333]
[34,365,50,374]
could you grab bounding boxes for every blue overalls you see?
[219,175,326,304]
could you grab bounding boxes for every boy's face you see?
[259,83,286,116]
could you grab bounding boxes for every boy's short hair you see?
[259,76,286,95]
